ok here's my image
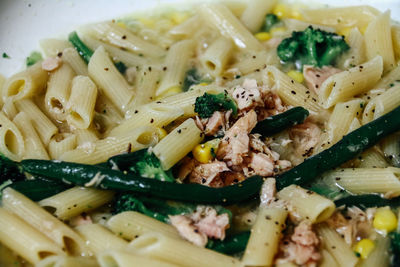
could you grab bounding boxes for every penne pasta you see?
[66,75,98,129]
[319,56,383,108]
[199,4,263,51]
[107,211,181,241]
[39,187,114,220]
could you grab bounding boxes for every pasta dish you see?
[0,0,400,266]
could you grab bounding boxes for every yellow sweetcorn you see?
[156,127,168,140]
[287,70,304,83]
[270,27,287,37]
[254,32,271,42]
[193,144,213,164]
[272,4,289,19]
[338,27,352,39]
[138,17,155,28]
[192,139,220,164]
[272,4,302,20]
[373,207,398,233]
[116,21,127,29]
[354,239,375,259]
[155,86,182,100]
[170,12,189,25]
[290,9,303,20]
[198,82,209,86]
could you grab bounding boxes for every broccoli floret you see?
[129,149,175,182]
[194,92,238,119]
[261,14,280,32]
[277,26,350,68]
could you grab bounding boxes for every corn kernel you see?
[360,26,368,35]
[193,144,214,164]
[338,27,352,39]
[155,86,182,100]
[287,70,304,83]
[156,127,168,140]
[138,17,155,28]
[290,10,303,20]
[354,239,375,259]
[373,207,398,233]
[198,82,209,86]
[116,22,127,29]
[254,32,271,42]
[273,4,289,19]
[170,12,189,25]
[270,27,287,37]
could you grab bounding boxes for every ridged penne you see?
[14,98,58,146]
[128,232,241,267]
[156,40,195,97]
[153,118,204,170]
[2,62,48,101]
[362,85,400,124]
[45,63,75,121]
[0,111,25,160]
[39,187,114,220]
[82,22,165,58]
[199,4,263,51]
[88,46,133,113]
[0,208,65,264]
[319,56,383,108]
[2,188,89,256]
[66,75,98,129]
[277,185,335,223]
[364,11,395,71]
[75,224,127,254]
[317,224,358,267]
[323,167,400,198]
[61,47,89,76]
[13,111,49,160]
[264,66,321,112]
[107,211,181,241]
[242,207,288,266]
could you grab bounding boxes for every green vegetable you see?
[261,14,280,32]
[68,31,93,64]
[21,160,264,204]
[277,26,349,68]
[276,105,400,190]
[0,180,12,199]
[334,195,400,209]
[206,231,250,255]
[194,92,238,119]
[108,149,174,182]
[26,51,43,66]
[183,68,202,91]
[390,232,400,266]
[0,154,25,182]
[114,193,232,223]
[252,107,309,136]
[8,179,71,201]
[114,61,127,74]
[2,52,10,59]
[68,31,128,74]
[114,194,171,222]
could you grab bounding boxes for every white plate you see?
[0,0,398,77]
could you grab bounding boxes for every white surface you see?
[0,0,399,77]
